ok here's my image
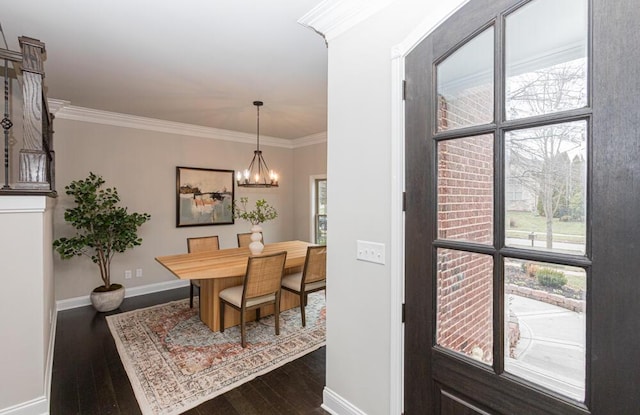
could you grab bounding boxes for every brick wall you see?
[438,85,493,131]
[437,250,493,362]
[435,88,494,363]
[437,135,493,244]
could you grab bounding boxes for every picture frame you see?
[176,166,235,227]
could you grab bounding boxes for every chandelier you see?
[236,101,279,188]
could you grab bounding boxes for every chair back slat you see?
[187,235,220,253]
[237,232,262,248]
[243,251,287,299]
[303,245,327,284]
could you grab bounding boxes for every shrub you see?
[521,262,538,278]
[536,268,567,288]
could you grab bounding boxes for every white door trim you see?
[389,2,471,413]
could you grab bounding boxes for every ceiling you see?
[2,0,328,140]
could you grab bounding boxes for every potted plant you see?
[233,197,278,254]
[53,172,151,312]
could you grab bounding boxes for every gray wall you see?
[324,1,467,414]
[53,117,325,300]
[293,141,327,242]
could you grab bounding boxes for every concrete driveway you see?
[506,294,586,402]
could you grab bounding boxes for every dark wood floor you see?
[50,286,329,415]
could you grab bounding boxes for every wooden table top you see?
[155,240,312,280]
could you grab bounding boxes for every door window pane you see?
[437,249,493,365]
[505,121,586,254]
[505,0,588,120]
[437,27,494,131]
[438,134,493,244]
[505,259,586,401]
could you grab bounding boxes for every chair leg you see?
[219,301,225,332]
[299,292,306,327]
[241,310,247,348]
[189,283,194,308]
[256,307,261,321]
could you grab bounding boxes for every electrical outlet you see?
[356,240,386,265]
[125,270,132,279]
[136,268,143,278]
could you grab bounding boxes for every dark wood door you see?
[404,0,640,414]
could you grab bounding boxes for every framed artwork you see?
[176,166,235,227]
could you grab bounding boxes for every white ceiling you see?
[2,0,328,140]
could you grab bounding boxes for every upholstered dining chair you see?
[281,245,326,327]
[237,232,263,248]
[219,251,287,348]
[187,235,220,308]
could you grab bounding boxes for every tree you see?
[53,173,151,290]
[506,58,587,249]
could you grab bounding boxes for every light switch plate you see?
[356,240,385,265]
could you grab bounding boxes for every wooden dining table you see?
[155,240,312,332]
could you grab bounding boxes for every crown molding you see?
[298,0,394,42]
[46,98,298,149]
[47,98,71,115]
[291,132,327,149]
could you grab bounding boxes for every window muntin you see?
[431,0,590,405]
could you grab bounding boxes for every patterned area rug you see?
[106,292,326,415]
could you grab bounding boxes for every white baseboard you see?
[0,396,48,415]
[42,306,57,415]
[56,279,190,311]
[322,387,367,415]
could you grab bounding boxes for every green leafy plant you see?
[232,197,278,225]
[536,268,568,289]
[53,172,151,291]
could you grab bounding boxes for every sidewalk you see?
[507,294,586,401]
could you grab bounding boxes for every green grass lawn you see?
[506,211,586,290]
[506,210,585,243]
[564,272,586,291]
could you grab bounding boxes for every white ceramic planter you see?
[90,285,125,312]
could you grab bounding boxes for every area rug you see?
[106,292,326,415]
